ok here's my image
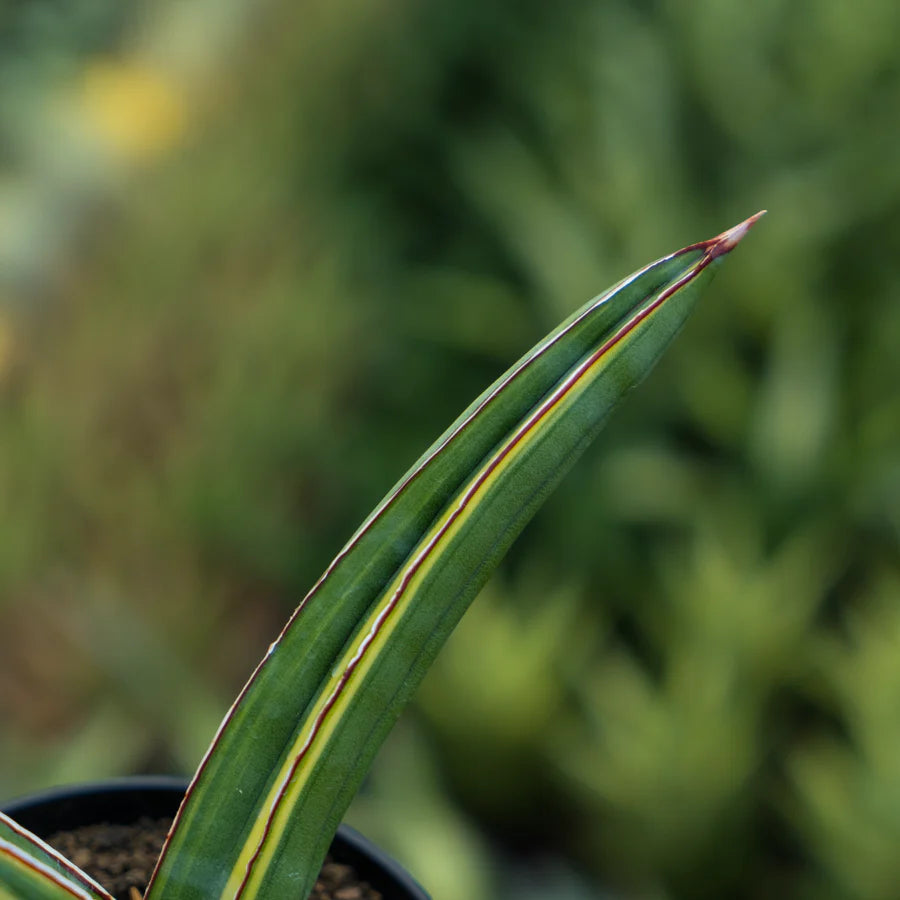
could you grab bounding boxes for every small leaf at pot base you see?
[0,812,114,900]
[145,215,762,900]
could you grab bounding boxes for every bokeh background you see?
[2,1,900,898]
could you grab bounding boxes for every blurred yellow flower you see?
[80,60,187,163]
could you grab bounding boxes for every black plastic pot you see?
[1,776,429,900]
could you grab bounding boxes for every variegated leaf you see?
[147,213,763,899]
[0,812,113,900]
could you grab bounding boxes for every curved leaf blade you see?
[147,213,763,900]
[0,813,113,900]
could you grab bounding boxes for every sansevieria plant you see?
[0,212,763,899]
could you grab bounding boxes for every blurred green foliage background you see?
[2,1,900,898]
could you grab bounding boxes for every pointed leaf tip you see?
[707,210,766,259]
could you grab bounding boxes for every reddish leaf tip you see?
[707,209,766,259]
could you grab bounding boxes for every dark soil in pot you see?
[2,777,430,900]
[45,814,378,900]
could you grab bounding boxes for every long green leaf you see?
[0,812,113,900]
[147,213,763,899]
